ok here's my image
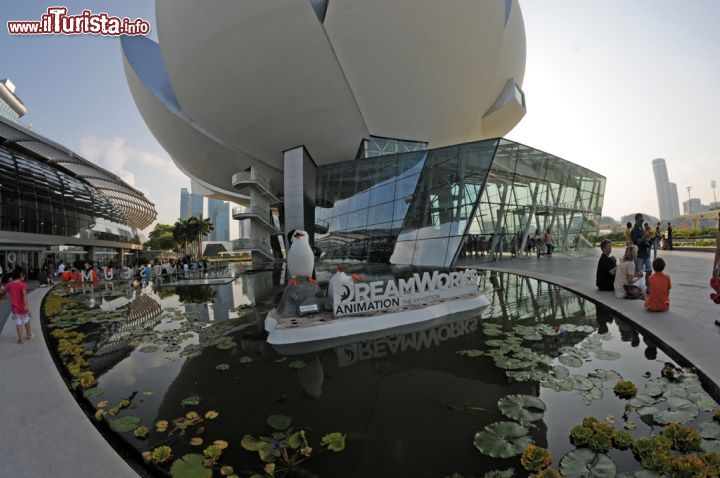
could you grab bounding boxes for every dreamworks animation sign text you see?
[333,269,479,317]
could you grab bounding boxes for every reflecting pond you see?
[42,268,720,478]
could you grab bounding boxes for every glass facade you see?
[0,143,140,243]
[315,138,604,267]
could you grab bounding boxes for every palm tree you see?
[173,218,191,254]
[195,217,214,257]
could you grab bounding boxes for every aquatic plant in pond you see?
[41,271,720,477]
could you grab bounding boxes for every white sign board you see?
[332,269,478,317]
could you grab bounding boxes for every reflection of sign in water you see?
[335,318,479,367]
[333,269,478,317]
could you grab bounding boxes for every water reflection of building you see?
[87,294,163,376]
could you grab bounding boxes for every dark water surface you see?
[42,268,720,477]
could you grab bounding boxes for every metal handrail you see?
[232,171,275,194]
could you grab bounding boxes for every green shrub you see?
[521,445,552,472]
[613,430,634,449]
[570,426,594,446]
[589,432,613,453]
[613,380,639,399]
[661,423,702,453]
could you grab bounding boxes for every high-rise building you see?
[669,182,680,218]
[179,188,190,218]
[683,198,704,215]
[0,78,27,123]
[207,198,229,241]
[190,192,204,217]
[652,158,675,220]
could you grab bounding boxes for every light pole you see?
[686,186,692,214]
[712,180,717,208]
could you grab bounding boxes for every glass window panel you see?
[393,198,410,221]
[397,151,427,179]
[348,190,370,212]
[329,214,348,232]
[390,240,416,264]
[395,174,420,198]
[368,202,394,225]
[412,238,449,267]
[347,208,368,231]
[369,182,396,206]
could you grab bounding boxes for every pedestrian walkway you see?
[460,249,720,397]
[0,287,138,478]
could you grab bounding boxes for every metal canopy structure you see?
[0,116,156,230]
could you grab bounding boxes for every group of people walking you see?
[459,228,556,259]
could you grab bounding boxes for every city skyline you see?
[2,1,720,230]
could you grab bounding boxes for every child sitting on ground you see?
[645,257,671,312]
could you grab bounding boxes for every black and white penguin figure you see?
[287,230,316,285]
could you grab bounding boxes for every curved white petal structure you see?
[123,0,526,194]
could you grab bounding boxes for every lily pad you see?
[457,349,484,358]
[238,356,253,364]
[266,414,292,430]
[559,449,616,478]
[551,365,570,380]
[140,345,159,353]
[288,360,306,369]
[594,350,621,361]
[484,470,515,478]
[108,415,142,433]
[644,378,668,397]
[498,395,546,423]
[702,439,720,453]
[588,369,623,388]
[181,395,202,407]
[83,387,105,398]
[617,471,664,478]
[215,364,230,371]
[629,395,655,408]
[473,421,533,458]
[655,397,699,424]
[169,453,212,478]
[559,355,583,368]
[320,432,346,452]
[571,376,595,391]
[701,421,720,440]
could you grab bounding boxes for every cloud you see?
[79,136,185,188]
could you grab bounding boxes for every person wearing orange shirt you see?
[645,257,671,312]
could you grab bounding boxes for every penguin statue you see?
[328,264,362,297]
[287,230,316,285]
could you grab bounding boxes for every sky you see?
[2,0,720,235]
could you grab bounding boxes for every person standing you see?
[6,268,34,344]
[544,228,554,256]
[645,223,657,259]
[631,213,652,283]
[666,223,673,250]
[655,223,661,256]
[624,222,633,246]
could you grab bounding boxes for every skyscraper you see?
[652,158,673,220]
[0,78,27,123]
[179,188,190,218]
[190,193,204,217]
[669,182,680,218]
[207,198,229,241]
